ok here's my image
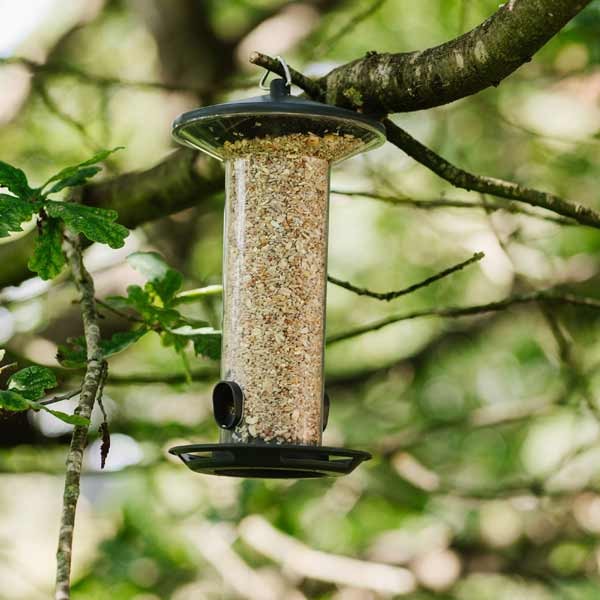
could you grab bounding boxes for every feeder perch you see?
[169,60,386,478]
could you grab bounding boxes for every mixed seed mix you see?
[220,132,360,445]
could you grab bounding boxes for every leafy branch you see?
[0,365,86,426]
[55,230,107,600]
[58,252,221,383]
[0,148,128,280]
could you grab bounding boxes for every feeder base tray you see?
[168,443,371,478]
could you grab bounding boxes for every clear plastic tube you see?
[220,150,330,445]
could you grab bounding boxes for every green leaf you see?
[0,390,30,411]
[45,201,129,249]
[0,194,39,237]
[41,406,89,426]
[42,147,124,191]
[127,252,183,304]
[168,325,222,360]
[48,166,102,194]
[107,285,181,327]
[0,161,34,198]
[57,328,148,368]
[8,365,58,400]
[28,217,66,280]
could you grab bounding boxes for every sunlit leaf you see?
[127,252,183,304]
[45,201,129,249]
[0,161,34,198]
[8,365,58,400]
[0,194,39,237]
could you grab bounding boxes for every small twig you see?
[33,80,100,153]
[39,388,81,406]
[314,0,388,56]
[326,291,600,345]
[328,252,484,301]
[248,52,323,99]
[95,298,144,323]
[542,307,600,419]
[383,119,600,230]
[172,284,224,305]
[104,369,219,386]
[95,361,110,470]
[0,56,207,97]
[332,190,575,225]
[55,229,105,600]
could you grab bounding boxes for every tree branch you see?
[319,0,592,113]
[248,54,600,230]
[55,231,104,600]
[0,149,223,289]
[326,291,600,345]
[0,56,208,96]
[332,190,576,225]
[383,119,600,229]
[328,251,484,301]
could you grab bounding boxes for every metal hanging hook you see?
[259,55,292,90]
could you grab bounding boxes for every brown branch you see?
[313,0,388,56]
[247,54,600,229]
[383,120,600,229]
[55,231,104,600]
[328,251,484,301]
[332,190,576,225]
[326,291,600,345]
[0,56,208,96]
[319,0,592,113]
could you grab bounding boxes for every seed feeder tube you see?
[169,63,385,478]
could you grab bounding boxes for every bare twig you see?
[55,230,105,600]
[104,368,219,385]
[315,0,388,56]
[328,252,484,301]
[384,119,600,229]
[39,388,81,406]
[248,52,323,99]
[0,56,207,96]
[33,80,100,153]
[542,308,600,418]
[326,291,600,345]
[172,284,224,305]
[332,190,575,225]
[95,298,144,323]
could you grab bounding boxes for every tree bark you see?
[320,0,591,113]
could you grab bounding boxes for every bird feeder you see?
[169,60,385,478]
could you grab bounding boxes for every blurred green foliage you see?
[2,0,600,598]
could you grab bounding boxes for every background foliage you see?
[2,0,600,598]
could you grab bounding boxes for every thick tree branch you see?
[319,0,592,113]
[326,291,600,345]
[250,53,600,230]
[55,231,104,600]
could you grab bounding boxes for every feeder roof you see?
[172,79,386,163]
